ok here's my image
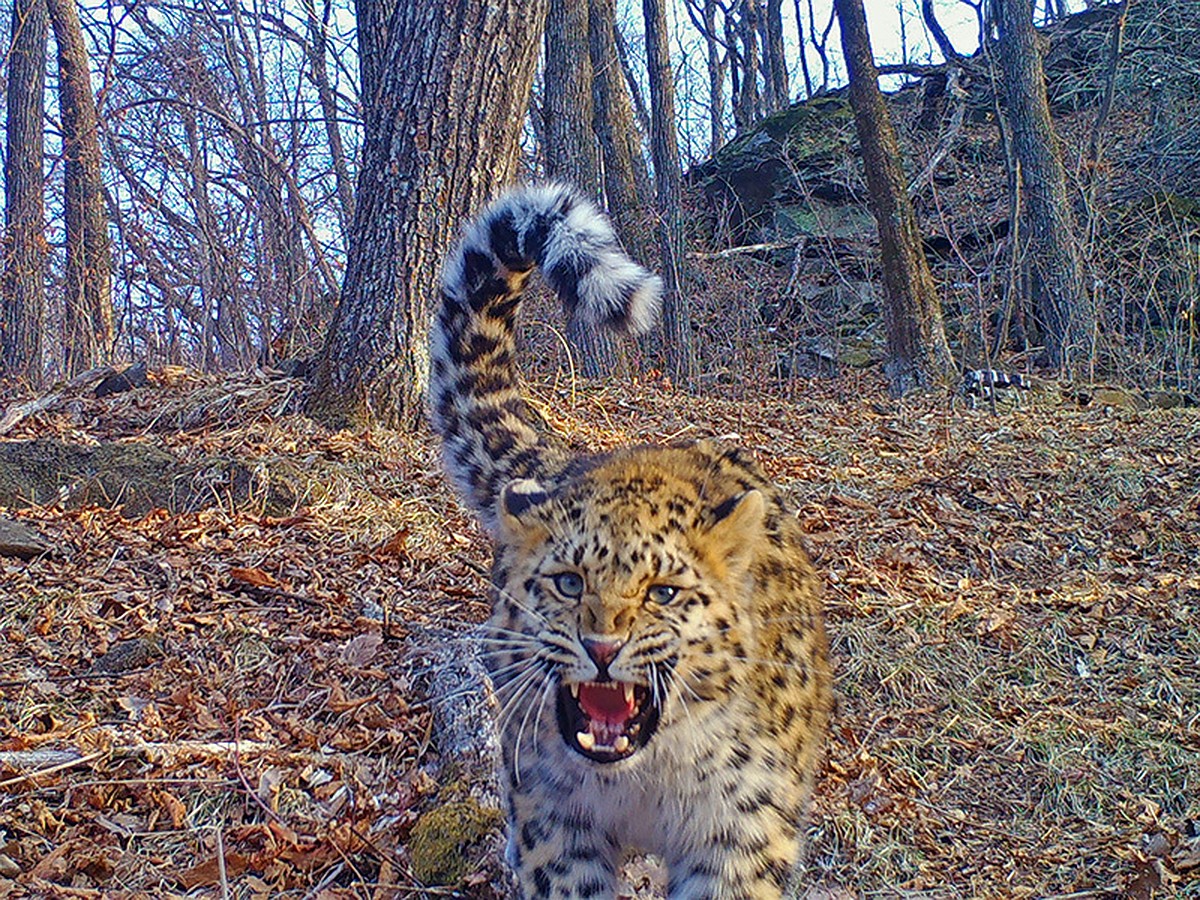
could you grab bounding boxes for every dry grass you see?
[1,366,1198,899]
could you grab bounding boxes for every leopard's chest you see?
[531,693,780,850]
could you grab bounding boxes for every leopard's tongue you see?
[578,682,635,723]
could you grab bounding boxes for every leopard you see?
[429,183,832,899]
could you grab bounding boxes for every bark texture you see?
[47,0,113,376]
[588,0,651,228]
[997,0,1094,372]
[3,0,48,385]
[733,0,762,131]
[835,0,955,395]
[307,0,547,428]
[762,0,790,113]
[644,0,695,384]
[544,0,618,377]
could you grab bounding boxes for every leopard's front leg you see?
[507,790,620,900]
[662,763,807,900]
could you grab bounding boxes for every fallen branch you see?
[0,365,116,436]
[0,739,289,788]
[687,239,803,260]
[908,66,968,197]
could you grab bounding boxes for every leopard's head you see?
[487,456,765,764]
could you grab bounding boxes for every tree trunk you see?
[544,0,619,378]
[643,0,695,384]
[588,0,651,244]
[762,0,790,113]
[734,0,762,131]
[834,0,956,396]
[614,23,652,142]
[997,0,1094,372]
[47,0,113,376]
[793,0,815,99]
[700,0,728,154]
[307,0,547,428]
[3,0,48,386]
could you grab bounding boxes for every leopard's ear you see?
[702,489,765,575]
[497,478,550,543]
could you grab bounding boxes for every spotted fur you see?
[430,185,832,899]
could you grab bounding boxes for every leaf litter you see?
[0,367,1197,898]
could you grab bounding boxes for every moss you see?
[712,96,853,171]
[407,799,503,886]
[0,438,295,517]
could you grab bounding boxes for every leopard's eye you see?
[551,572,585,598]
[646,584,679,604]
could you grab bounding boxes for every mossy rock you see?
[1091,387,1148,411]
[711,96,853,171]
[1147,389,1198,409]
[0,438,295,517]
[408,799,503,886]
[693,94,858,241]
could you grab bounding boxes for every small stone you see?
[0,518,49,560]
[0,853,20,877]
[87,638,163,675]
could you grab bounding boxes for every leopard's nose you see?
[582,639,623,676]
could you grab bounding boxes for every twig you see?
[908,66,968,197]
[0,750,107,788]
[215,826,230,900]
[0,740,290,786]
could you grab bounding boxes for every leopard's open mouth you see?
[556,679,660,763]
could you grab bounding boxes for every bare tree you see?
[684,0,730,155]
[301,0,355,239]
[806,0,838,93]
[1083,0,1131,243]
[47,0,113,375]
[996,0,1094,371]
[589,0,652,225]
[104,1,347,370]
[544,0,620,377]
[614,22,653,140]
[644,0,696,383]
[732,0,762,130]
[3,0,48,385]
[761,0,790,112]
[307,0,547,427]
[792,0,815,98]
[834,0,956,395]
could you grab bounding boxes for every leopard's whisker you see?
[495,664,545,736]
[513,662,554,786]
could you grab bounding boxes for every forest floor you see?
[1,366,1198,899]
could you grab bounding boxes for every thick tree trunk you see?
[589,0,651,223]
[835,0,956,396]
[643,0,695,384]
[997,0,1094,372]
[307,0,547,428]
[3,0,48,386]
[544,0,619,378]
[762,0,790,113]
[734,0,762,131]
[544,0,601,198]
[47,0,113,376]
